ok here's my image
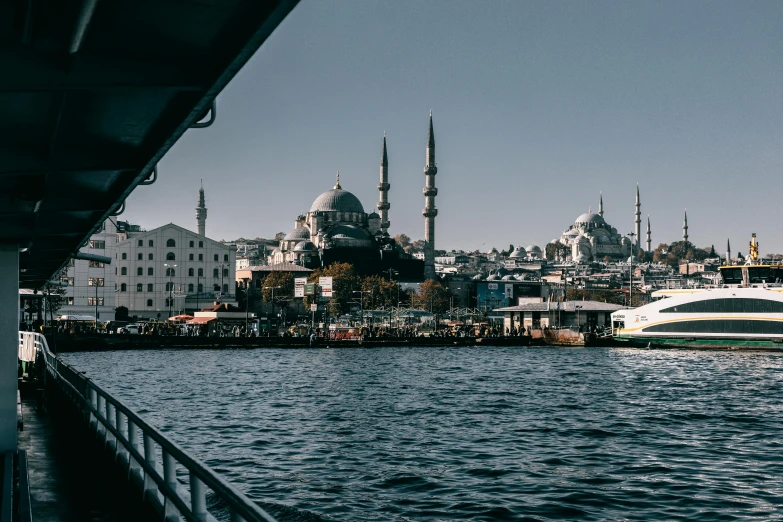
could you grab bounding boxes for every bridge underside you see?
[0,0,298,289]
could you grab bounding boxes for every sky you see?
[125,0,783,255]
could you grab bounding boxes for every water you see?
[62,347,783,521]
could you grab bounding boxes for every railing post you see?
[143,434,157,497]
[106,402,116,451]
[189,472,207,522]
[115,410,126,463]
[88,386,98,429]
[127,420,141,480]
[96,394,106,438]
[162,450,180,521]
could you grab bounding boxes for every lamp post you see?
[164,263,177,319]
[352,290,369,326]
[263,285,281,336]
[627,232,636,307]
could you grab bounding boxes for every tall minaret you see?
[682,209,689,243]
[634,184,641,252]
[196,181,207,236]
[598,192,604,217]
[646,216,651,252]
[422,111,438,280]
[726,238,731,265]
[377,133,391,236]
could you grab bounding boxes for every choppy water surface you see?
[63,347,783,521]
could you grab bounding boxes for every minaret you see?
[726,238,731,265]
[377,133,391,235]
[598,192,604,217]
[682,209,689,243]
[634,184,641,252]
[422,111,438,280]
[196,181,207,236]
[646,216,651,252]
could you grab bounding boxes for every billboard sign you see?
[294,277,307,298]
[319,277,333,298]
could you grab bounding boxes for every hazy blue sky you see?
[126,0,783,255]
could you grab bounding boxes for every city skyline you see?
[122,1,783,254]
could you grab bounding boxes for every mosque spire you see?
[423,110,438,280]
[334,171,341,190]
[634,184,641,252]
[726,238,731,265]
[598,192,604,217]
[646,216,651,252]
[683,209,689,243]
[378,133,391,235]
[196,180,207,236]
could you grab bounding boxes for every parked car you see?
[118,323,143,335]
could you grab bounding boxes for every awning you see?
[187,317,215,325]
[168,314,194,322]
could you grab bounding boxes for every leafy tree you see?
[410,239,426,253]
[260,272,294,303]
[115,306,130,322]
[412,280,451,313]
[361,275,399,309]
[307,262,359,316]
[273,231,285,242]
[545,242,569,261]
[394,234,411,250]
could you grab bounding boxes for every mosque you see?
[267,115,441,280]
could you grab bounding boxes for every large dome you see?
[575,212,605,225]
[283,226,310,241]
[310,188,364,213]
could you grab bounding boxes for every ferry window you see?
[148,267,153,276]
[121,267,127,275]
[166,252,175,261]
[721,268,742,284]
[167,239,176,247]
[137,267,143,276]
[146,299,153,307]
[147,284,153,292]
[120,283,127,292]
[749,268,770,284]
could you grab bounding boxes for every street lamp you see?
[263,285,281,336]
[352,290,369,325]
[164,263,177,319]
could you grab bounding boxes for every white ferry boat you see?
[612,235,783,349]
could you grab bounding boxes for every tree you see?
[115,306,130,322]
[545,242,569,261]
[361,275,399,309]
[410,239,426,253]
[394,234,412,250]
[307,262,359,316]
[260,272,294,303]
[273,231,285,242]
[412,280,451,313]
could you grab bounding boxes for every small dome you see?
[526,245,542,253]
[575,212,606,225]
[328,225,370,240]
[368,212,380,219]
[310,188,364,213]
[283,227,311,241]
[509,247,527,258]
[293,241,317,252]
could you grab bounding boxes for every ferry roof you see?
[495,301,628,313]
[1,1,298,288]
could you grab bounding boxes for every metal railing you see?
[20,331,278,522]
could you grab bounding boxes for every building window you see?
[166,268,175,277]
[224,254,229,262]
[214,254,219,262]
[149,240,154,247]
[89,240,105,249]
[198,283,203,293]
[188,284,194,292]
[138,239,143,247]
[166,252,175,261]
[146,299,153,307]
[213,284,220,291]
[148,267,153,276]
[189,254,194,261]
[88,260,104,268]
[137,267,143,276]
[198,268,203,277]
[199,241,203,248]
[88,278,104,287]
[223,284,228,294]
[120,283,127,292]
[223,268,228,277]
[121,267,127,275]
[148,253,153,260]
[198,254,203,261]
[147,283,153,292]
[165,282,174,292]
[189,241,194,247]
[138,253,143,260]
[188,268,194,276]
[167,239,176,247]
[213,268,219,277]
[87,297,104,306]
[137,283,143,292]
[121,253,127,260]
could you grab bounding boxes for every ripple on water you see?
[63,347,783,522]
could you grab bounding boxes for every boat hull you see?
[613,335,783,350]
